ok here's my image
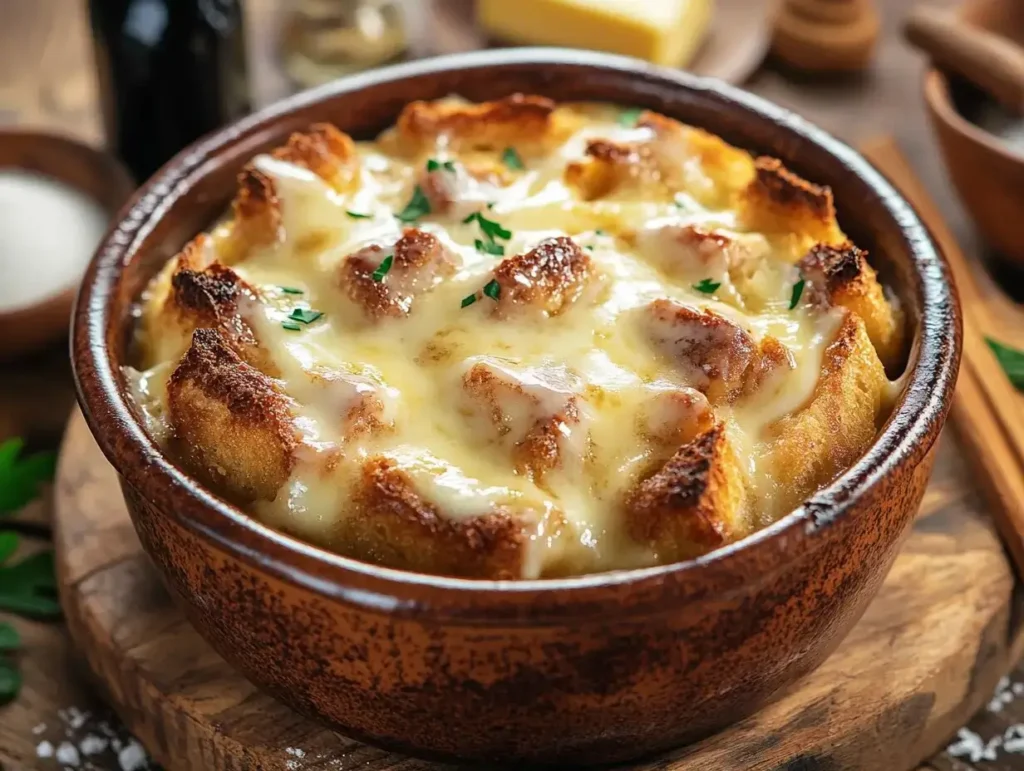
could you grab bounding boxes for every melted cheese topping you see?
[129,102,879,578]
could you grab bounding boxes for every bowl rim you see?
[71,48,960,624]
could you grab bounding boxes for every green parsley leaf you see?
[426,159,456,172]
[460,293,478,309]
[288,308,324,325]
[279,286,303,295]
[0,622,18,651]
[789,277,806,310]
[618,107,643,127]
[483,279,501,301]
[595,229,607,236]
[0,658,21,705]
[986,338,1024,390]
[584,245,594,251]
[396,185,431,223]
[463,212,512,242]
[0,439,56,517]
[0,531,17,564]
[501,147,524,170]
[282,322,302,332]
[372,254,394,282]
[0,550,60,618]
[693,278,721,294]
[474,239,505,256]
[345,210,372,220]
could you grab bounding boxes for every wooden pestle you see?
[904,6,1024,114]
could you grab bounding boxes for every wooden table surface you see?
[1,1,1023,769]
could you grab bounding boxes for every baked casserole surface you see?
[128,95,904,579]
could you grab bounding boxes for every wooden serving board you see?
[54,409,1024,771]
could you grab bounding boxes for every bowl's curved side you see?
[71,49,960,763]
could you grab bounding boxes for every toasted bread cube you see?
[640,299,757,403]
[305,366,398,440]
[218,166,284,264]
[638,386,715,449]
[764,311,888,515]
[342,455,560,579]
[167,329,298,503]
[461,359,589,481]
[739,157,845,257]
[395,94,559,152]
[479,237,595,318]
[799,242,905,372]
[271,123,359,193]
[338,228,458,320]
[418,161,508,220]
[625,424,748,561]
[742,335,797,399]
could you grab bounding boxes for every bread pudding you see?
[127,96,904,580]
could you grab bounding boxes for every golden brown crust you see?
[341,456,533,579]
[396,94,558,151]
[625,424,746,561]
[742,335,797,398]
[764,311,888,514]
[271,122,359,192]
[222,166,283,263]
[489,237,594,318]
[798,242,905,371]
[167,329,298,503]
[639,387,715,450]
[740,157,844,253]
[338,228,458,320]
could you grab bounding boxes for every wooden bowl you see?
[70,50,961,765]
[0,131,133,360]
[923,0,1024,266]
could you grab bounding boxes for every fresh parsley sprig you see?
[372,254,394,282]
[987,338,1024,391]
[463,211,512,242]
[789,276,806,310]
[0,439,56,517]
[396,185,431,223]
[693,278,721,295]
[0,621,19,705]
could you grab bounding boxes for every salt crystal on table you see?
[79,733,109,756]
[36,740,54,758]
[117,738,149,771]
[55,740,81,766]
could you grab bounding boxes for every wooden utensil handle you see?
[904,6,1024,114]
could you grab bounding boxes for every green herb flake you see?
[288,308,324,325]
[474,239,505,256]
[426,159,456,172]
[483,279,501,301]
[789,277,806,310]
[463,211,512,242]
[279,286,304,295]
[281,321,302,332]
[0,439,56,517]
[501,147,524,170]
[693,278,721,294]
[396,185,432,223]
[345,210,372,220]
[0,658,21,705]
[0,622,18,652]
[460,293,478,309]
[595,229,607,236]
[618,107,643,127]
[584,245,594,251]
[986,338,1024,391]
[0,550,60,618]
[372,254,394,282]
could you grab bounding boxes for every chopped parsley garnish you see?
[426,158,456,172]
[396,185,431,223]
[789,277,806,310]
[288,308,324,325]
[463,211,512,242]
[595,229,607,236]
[693,278,721,294]
[346,210,372,219]
[501,147,524,170]
[584,245,594,251]
[372,254,394,282]
[618,107,643,127]
[279,286,303,295]
[282,321,302,331]
[475,239,505,256]
[460,293,478,308]
[483,279,501,301]
[987,338,1024,390]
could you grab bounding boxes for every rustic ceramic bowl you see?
[71,49,961,765]
[0,130,133,360]
[923,0,1024,267]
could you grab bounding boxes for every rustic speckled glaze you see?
[71,50,961,765]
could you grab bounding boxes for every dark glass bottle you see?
[88,0,251,183]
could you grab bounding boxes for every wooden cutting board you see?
[54,407,1023,771]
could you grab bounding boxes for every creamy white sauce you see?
[0,170,108,311]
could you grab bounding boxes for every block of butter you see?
[477,0,713,68]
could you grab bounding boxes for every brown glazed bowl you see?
[923,0,1024,267]
[71,50,961,765]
